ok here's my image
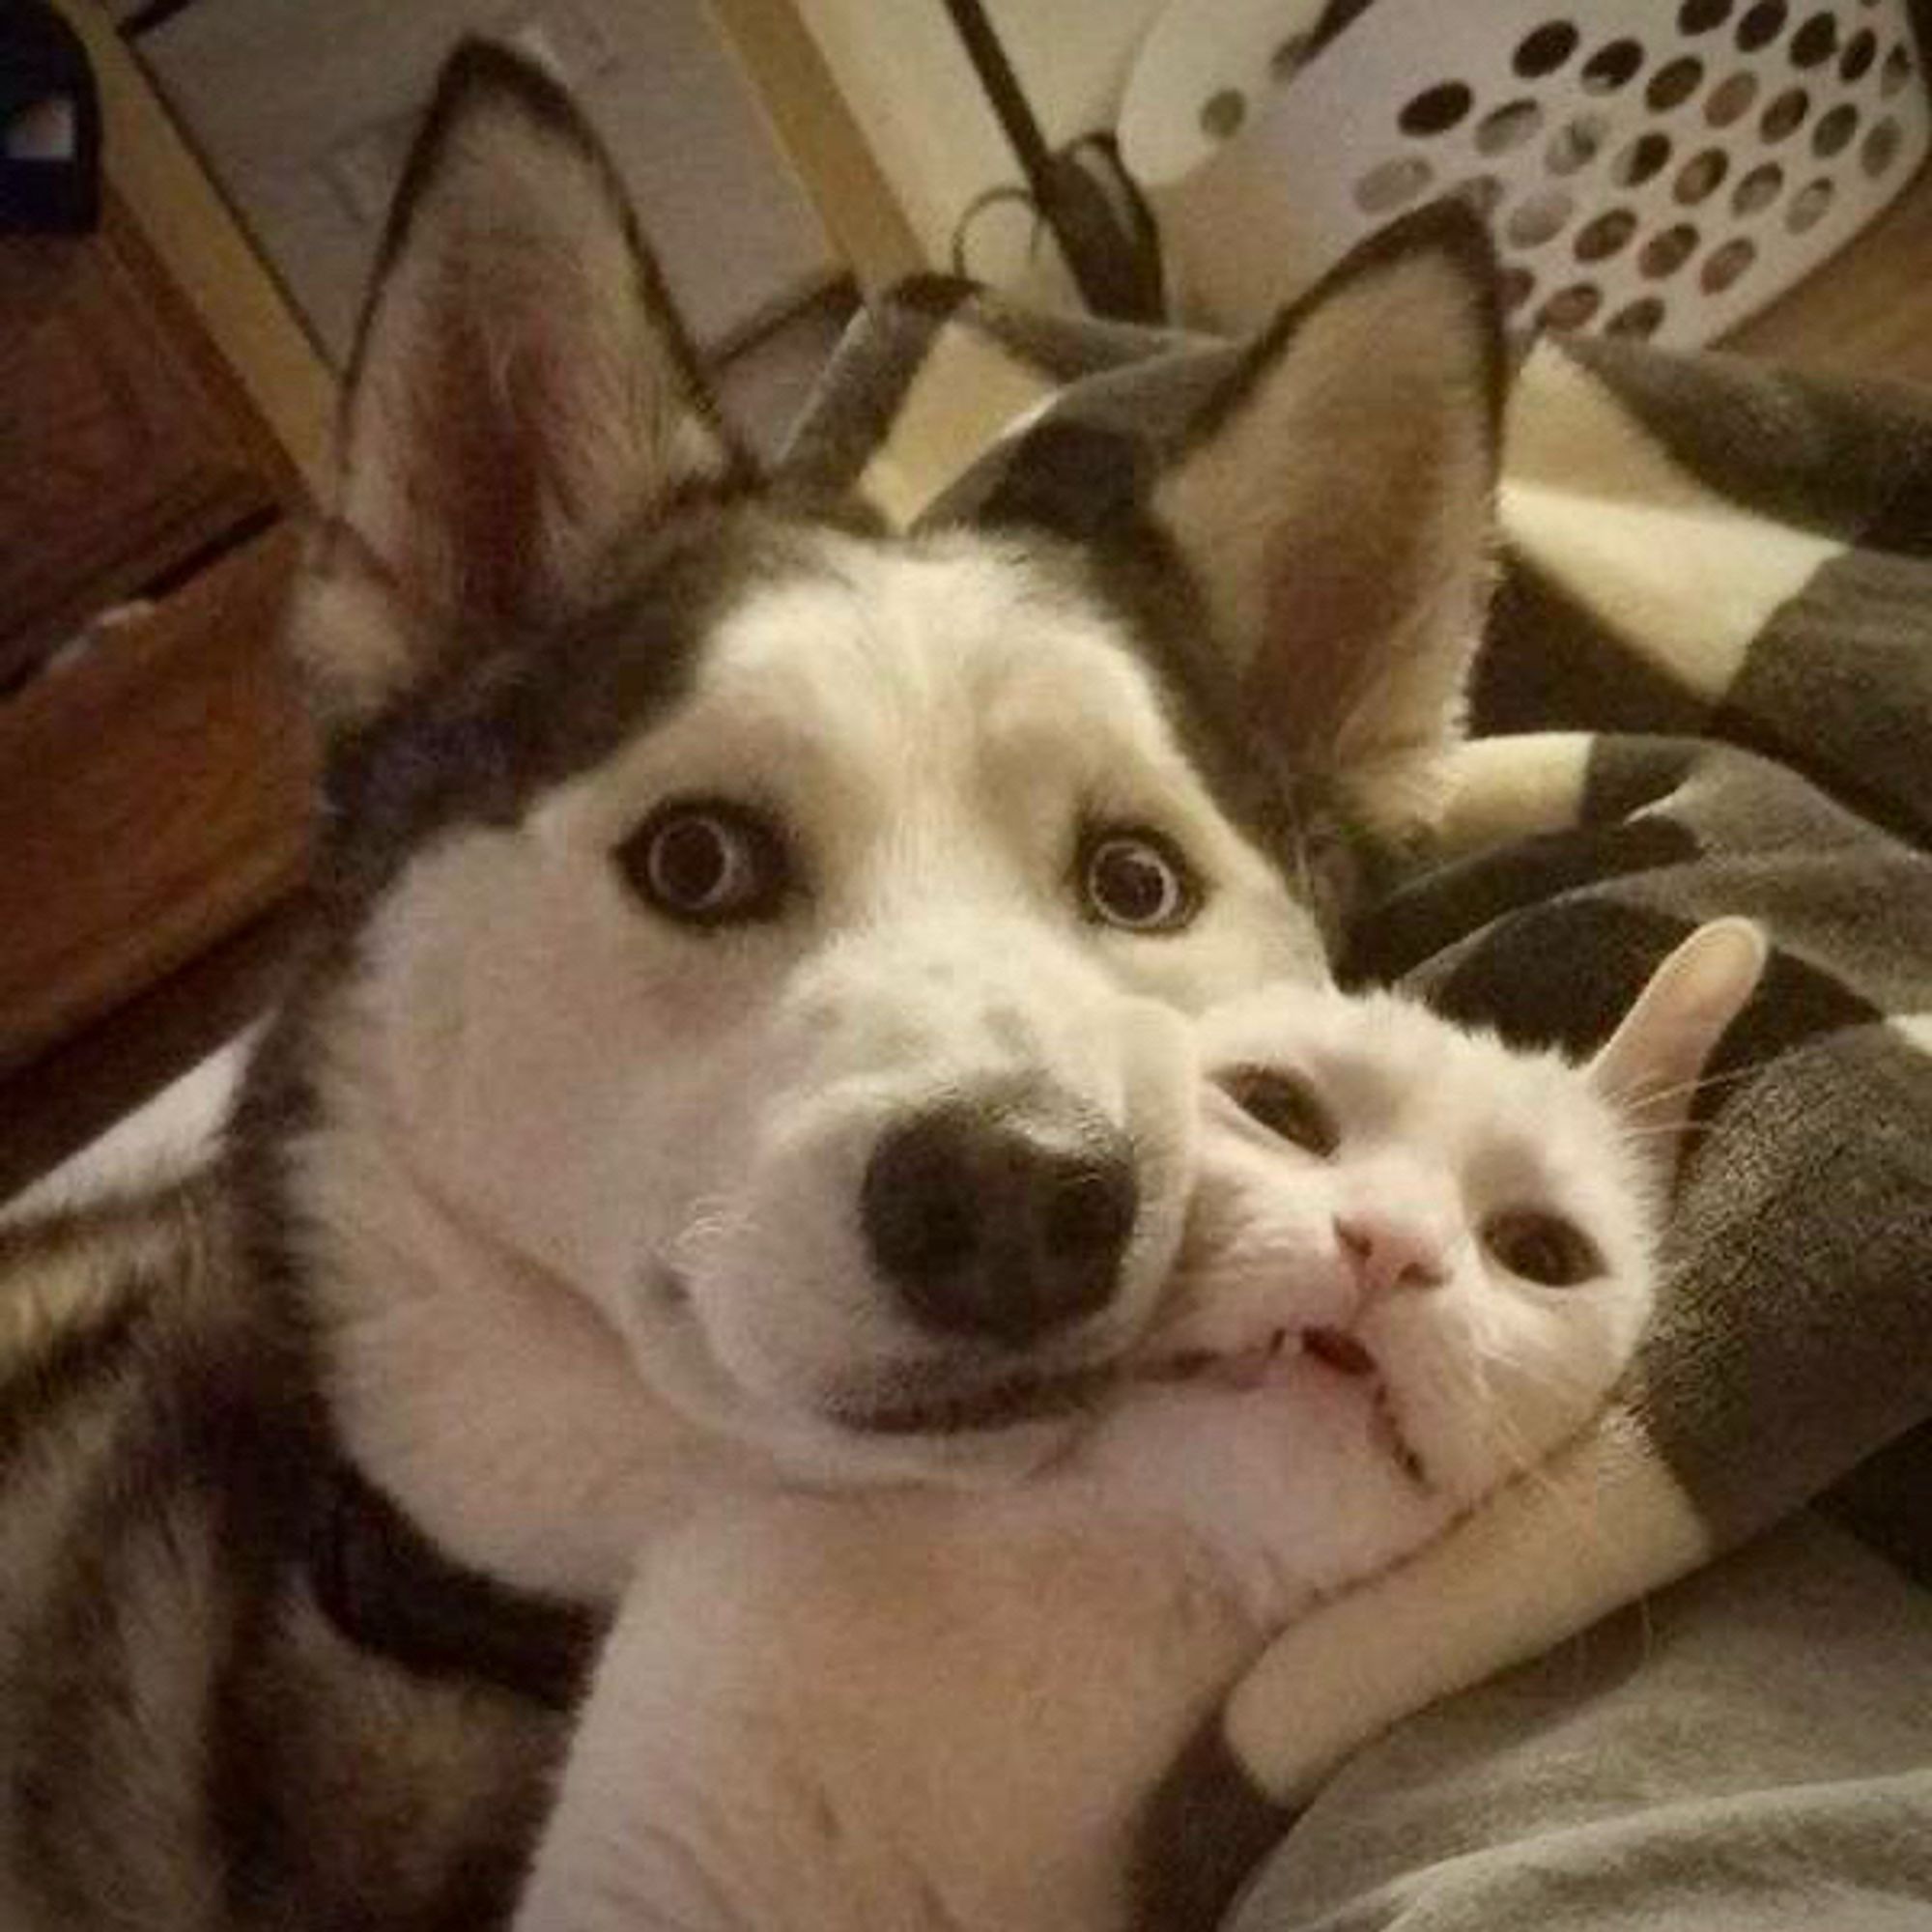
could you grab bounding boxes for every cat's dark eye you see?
[1220,1066,1338,1157]
[1483,1209,1603,1288]
[616,801,789,926]
[1080,828,1202,934]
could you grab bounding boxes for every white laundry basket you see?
[1120,0,1930,345]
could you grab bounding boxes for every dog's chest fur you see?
[0,1186,572,1930]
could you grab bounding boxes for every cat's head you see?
[1145,921,1766,1504]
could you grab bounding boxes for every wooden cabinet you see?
[0,525,312,1078]
[0,2,332,1174]
[0,196,286,686]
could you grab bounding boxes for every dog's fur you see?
[0,43,1501,1930]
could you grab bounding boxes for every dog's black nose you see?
[861,1094,1139,1347]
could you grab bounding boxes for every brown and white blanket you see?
[785,282,1932,1925]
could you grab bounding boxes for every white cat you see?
[515,922,1765,1932]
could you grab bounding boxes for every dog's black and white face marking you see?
[270,43,1503,1580]
[342,520,1327,1470]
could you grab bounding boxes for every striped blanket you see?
[785,282,1932,1924]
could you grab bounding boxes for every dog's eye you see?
[616,802,788,925]
[1483,1209,1602,1288]
[1219,1067,1337,1156]
[1081,829,1200,933]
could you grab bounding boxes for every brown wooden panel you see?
[51,0,335,493]
[0,522,315,1075]
[0,895,307,1203]
[0,192,292,685]
[1723,156,1932,385]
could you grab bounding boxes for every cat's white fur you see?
[515,923,1764,1932]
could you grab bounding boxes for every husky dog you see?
[0,41,1501,1932]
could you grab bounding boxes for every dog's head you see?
[273,44,1502,1492]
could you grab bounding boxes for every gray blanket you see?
[784,282,1932,1923]
[1233,1513,1932,1931]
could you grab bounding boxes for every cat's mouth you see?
[1151,1325,1432,1490]
[1301,1327,1430,1487]
[1302,1325,1376,1378]
[1147,1324,1378,1388]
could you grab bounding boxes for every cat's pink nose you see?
[1333,1212,1447,1297]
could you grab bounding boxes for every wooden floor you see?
[7,158,1932,1200]
[0,899,305,1202]
[1724,153,1932,384]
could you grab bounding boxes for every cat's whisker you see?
[1481,1406,1631,1586]
[1618,1057,1777,1121]
[1619,1119,1758,1174]
[668,1194,755,1264]
[1619,1092,1765,1134]
[1617,1103,1764,1155]
[1495,1416,1669,1674]
[1632,1588,1662,1670]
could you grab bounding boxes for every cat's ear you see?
[1149,201,1505,845]
[1589,921,1768,1159]
[291,40,751,735]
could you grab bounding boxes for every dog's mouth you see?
[827,1363,1118,1437]
[651,1264,1119,1440]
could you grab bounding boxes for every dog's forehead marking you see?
[701,530,1167,735]
[694,531,1224,849]
[529,526,1228,860]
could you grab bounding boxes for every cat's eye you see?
[1483,1209,1603,1288]
[1220,1066,1338,1157]
[616,800,789,925]
[1080,828,1202,934]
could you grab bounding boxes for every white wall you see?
[795,0,1166,282]
[142,0,835,361]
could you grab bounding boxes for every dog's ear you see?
[293,40,750,733]
[1150,203,1504,844]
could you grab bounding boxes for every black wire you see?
[936,0,1114,313]
[950,182,1043,279]
[118,0,203,39]
[937,0,1058,191]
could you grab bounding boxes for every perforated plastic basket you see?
[1120,0,1929,344]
